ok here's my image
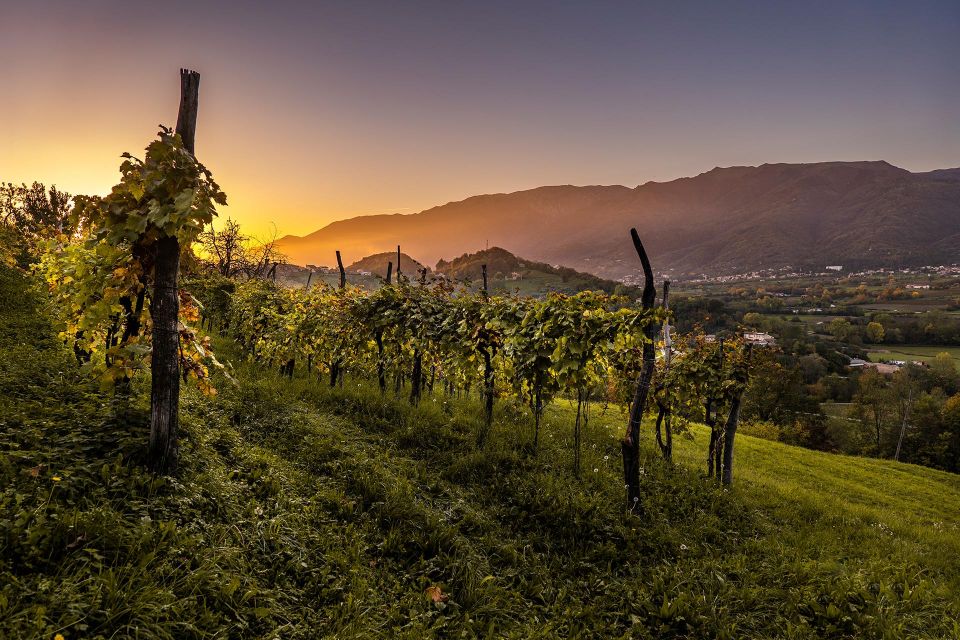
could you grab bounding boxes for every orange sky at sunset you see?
[2,1,957,240]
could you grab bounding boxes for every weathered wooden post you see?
[704,338,727,479]
[621,228,658,512]
[721,343,752,486]
[148,68,199,474]
[336,250,346,289]
[720,398,742,486]
[396,245,402,279]
[330,251,346,385]
[478,263,495,447]
[377,259,392,392]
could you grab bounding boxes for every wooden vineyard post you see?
[621,228,659,512]
[385,261,393,285]
[329,250,346,386]
[336,250,346,288]
[148,68,199,474]
[721,344,752,486]
[720,396,742,486]
[396,245,402,280]
[477,262,495,448]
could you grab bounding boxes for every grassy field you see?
[548,401,960,596]
[2,263,960,638]
[866,345,960,364]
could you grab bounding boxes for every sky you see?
[1,0,958,239]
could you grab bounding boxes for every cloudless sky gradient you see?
[1,0,958,237]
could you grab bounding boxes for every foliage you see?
[210,277,667,451]
[2,261,959,639]
[865,321,885,343]
[0,181,73,238]
[75,126,226,248]
[654,333,753,430]
[37,128,228,393]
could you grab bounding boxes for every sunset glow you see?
[4,3,960,637]
[2,1,958,241]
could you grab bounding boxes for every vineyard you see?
[210,268,765,473]
[30,73,754,493]
[3,69,960,638]
[42,207,760,493]
[3,252,960,638]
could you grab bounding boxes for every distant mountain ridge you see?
[277,161,960,280]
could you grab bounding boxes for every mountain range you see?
[277,161,960,280]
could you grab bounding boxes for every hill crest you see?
[346,251,429,277]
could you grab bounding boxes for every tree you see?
[865,321,885,343]
[942,394,960,472]
[797,353,828,384]
[736,349,832,449]
[0,182,73,248]
[198,218,246,277]
[742,312,764,328]
[743,356,821,425]
[854,368,892,452]
[828,318,853,341]
[239,228,286,280]
[196,218,285,280]
[929,353,960,395]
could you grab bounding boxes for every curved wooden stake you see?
[622,227,659,512]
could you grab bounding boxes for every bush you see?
[739,420,780,441]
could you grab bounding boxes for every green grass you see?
[866,345,960,365]
[2,263,960,639]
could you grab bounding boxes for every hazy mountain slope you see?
[347,251,429,277]
[277,161,960,279]
[434,246,634,295]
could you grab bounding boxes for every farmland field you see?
[867,345,960,364]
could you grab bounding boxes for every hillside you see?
[347,251,430,277]
[436,246,635,295]
[3,262,959,638]
[436,246,528,280]
[277,161,960,280]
